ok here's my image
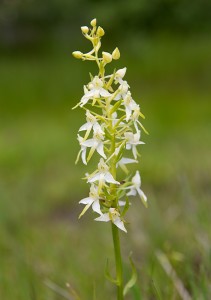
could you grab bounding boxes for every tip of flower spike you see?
[90,18,97,27]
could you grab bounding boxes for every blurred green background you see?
[0,0,211,299]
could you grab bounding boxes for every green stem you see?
[101,56,124,300]
[112,223,124,300]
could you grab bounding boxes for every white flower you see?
[122,91,137,122]
[117,157,138,173]
[79,184,102,218]
[81,126,106,161]
[95,208,127,232]
[127,171,147,205]
[80,76,111,106]
[77,135,87,165]
[79,110,101,140]
[115,67,127,84]
[124,130,144,159]
[88,158,120,189]
[131,104,146,133]
[114,80,129,101]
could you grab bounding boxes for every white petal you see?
[137,188,147,203]
[88,173,101,183]
[79,197,94,205]
[125,106,132,122]
[132,171,141,186]
[127,188,137,197]
[100,88,111,98]
[118,157,138,165]
[93,122,103,133]
[116,67,127,78]
[132,145,137,159]
[79,122,92,132]
[113,218,127,232]
[104,172,120,184]
[81,148,87,165]
[92,200,102,215]
[95,213,110,222]
[96,142,106,159]
[82,139,97,147]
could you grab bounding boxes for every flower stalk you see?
[72,18,148,299]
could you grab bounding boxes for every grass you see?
[0,34,211,299]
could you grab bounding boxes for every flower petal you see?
[127,188,137,197]
[79,122,92,132]
[96,142,106,159]
[113,218,127,233]
[95,213,110,222]
[79,197,93,205]
[92,200,102,215]
[88,172,100,183]
[104,172,120,184]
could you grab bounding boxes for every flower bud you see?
[97,26,105,37]
[90,18,97,27]
[102,52,112,63]
[112,47,120,60]
[72,51,83,59]
[81,26,89,34]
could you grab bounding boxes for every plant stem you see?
[112,223,124,300]
[104,58,124,300]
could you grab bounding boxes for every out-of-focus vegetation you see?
[0,1,211,299]
[1,0,211,51]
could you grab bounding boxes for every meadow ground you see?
[0,35,211,299]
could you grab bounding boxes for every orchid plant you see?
[73,18,147,299]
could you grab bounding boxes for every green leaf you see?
[105,259,120,286]
[123,253,137,296]
[106,69,116,89]
[110,100,122,115]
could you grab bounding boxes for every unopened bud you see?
[81,26,89,34]
[102,51,112,63]
[90,18,97,27]
[72,51,83,59]
[97,26,105,37]
[112,47,120,60]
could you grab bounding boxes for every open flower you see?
[122,91,137,122]
[80,76,111,106]
[115,67,127,84]
[127,171,147,206]
[81,126,106,161]
[88,158,120,190]
[76,135,87,165]
[79,110,100,139]
[95,208,127,232]
[117,157,138,173]
[79,184,102,218]
[124,130,144,159]
[114,80,129,101]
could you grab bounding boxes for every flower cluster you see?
[73,19,147,233]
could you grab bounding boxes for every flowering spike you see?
[73,19,147,228]
[73,18,148,299]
